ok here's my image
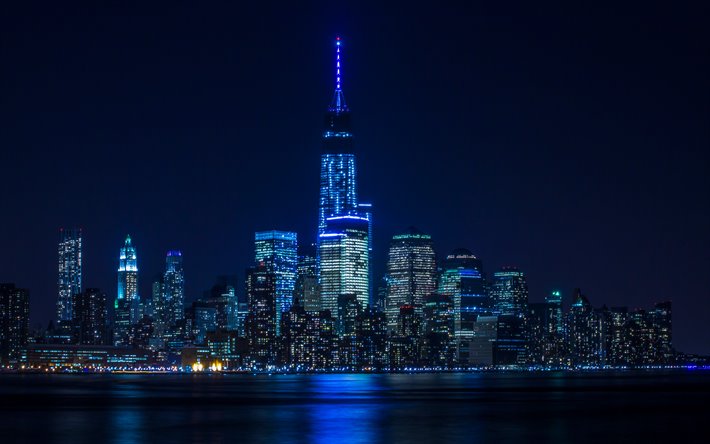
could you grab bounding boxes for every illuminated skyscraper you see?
[163,250,185,327]
[254,231,297,335]
[318,37,359,238]
[117,235,138,304]
[490,267,529,317]
[385,227,437,332]
[0,283,30,367]
[57,228,82,323]
[114,235,138,346]
[318,215,370,317]
[438,249,488,334]
[245,262,276,366]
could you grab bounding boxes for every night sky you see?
[1,3,708,353]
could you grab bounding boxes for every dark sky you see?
[1,2,708,354]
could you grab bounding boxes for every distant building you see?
[318,215,370,315]
[438,249,488,335]
[115,235,138,346]
[490,267,529,317]
[57,228,82,324]
[245,262,277,366]
[565,289,603,366]
[72,288,107,345]
[295,245,320,312]
[0,283,30,367]
[163,250,185,328]
[385,227,437,332]
[255,231,297,335]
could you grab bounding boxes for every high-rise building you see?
[318,215,370,316]
[114,235,138,346]
[318,37,358,238]
[57,228,82,323]
[295,245,320,312]
[254,231,297,335]
[565,289,603,366]
[72,288,107,345]
[0,283,30,367]
[653,301,673,363]
[437,249,488,334]
[163,250,185,327]
[490,267,529,317]
[245,262,277,366]
[545,290,564,335]
[385,227,437,332]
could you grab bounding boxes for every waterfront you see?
[0,370,707,443]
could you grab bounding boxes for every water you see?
[0,371,707,443]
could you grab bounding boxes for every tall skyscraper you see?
[254,231,297,335]
[117,235,139,307]
[0,283,30,367]
[57,227,82,323]
[245,262,277,366]
[72,288,107,345]
[318,37,359,238]
[438,249,488,334]
[385,227,437,332]
[163,250,185,327]
[490,267,529,317]
[115,235,138,346]
[318,215,370,317]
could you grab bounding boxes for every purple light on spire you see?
[336,36,341,91]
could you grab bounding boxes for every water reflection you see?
[0,371,708,444]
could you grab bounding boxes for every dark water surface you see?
[0,371,707,443]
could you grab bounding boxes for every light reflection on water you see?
[1,371,707,444]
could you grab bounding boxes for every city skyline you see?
[1,4,708,355]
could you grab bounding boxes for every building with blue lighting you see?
[438,249,489,334]
[490,267,529,317]
[163,250,185,328]
[318,215,370,321]
[57,227,82,324]
[254,230,297,335]
[114,235,138,347]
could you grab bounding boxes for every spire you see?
[330,36,348,113]
[125,234,132,246]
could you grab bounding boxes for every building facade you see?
[57,227,82,323]
[385,227,437,332]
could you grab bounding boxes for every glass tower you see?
[163,250,185,327]
[385,227,437,332]
[490,267,529,317]
[438,249,488,335]
[318,37,360,238]
[57,227,82,323]
[318,215,370,316]
[254,231,297,335]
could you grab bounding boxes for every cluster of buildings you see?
[0,38,699,371]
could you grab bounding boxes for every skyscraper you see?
[438,249,488,334]
[254,231,297,335]
[385,227,437,332]
[245,262,277,366]
[0,283,30,367]
[295,245,320,312]
[115,235,138,346]
[57,228,82,324]
[72,288,107,345]
[490,267,529,317]
[318,37,359,239]
[318,215,370,317]
[163,250,185,327]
